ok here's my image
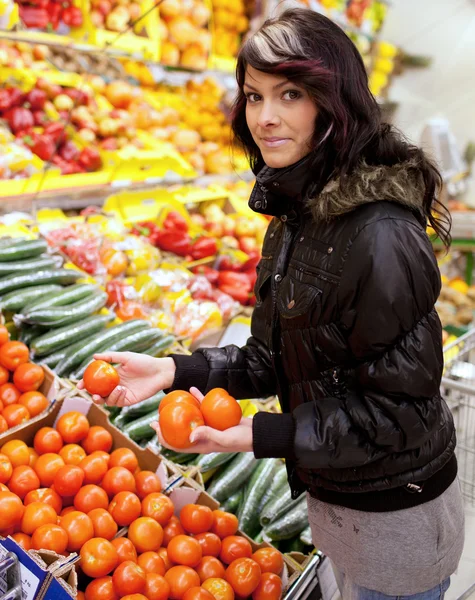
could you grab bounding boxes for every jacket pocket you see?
[255,267,272,305]
[278,275,322,318]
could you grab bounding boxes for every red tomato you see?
[159,404,204,449]
[219,537,252,565]
[183,588,215,600]
[0,366,8,386]
[0,491,24,530]
[34,453,65,487]
[211,512,238,539]
[27,447,38,468]
[0,415,7,433]
[1,440,29,467]
[85,577,119,600]
[18,391,48,417]
[252,572,283,600]
[54,465,84,497]
[109,448,138,473]
[128,517,163,553]
[81,426,113,454]
[165,566,200,600]
[24,488,62,514]
[56,411,90,444]
[8,465,40,499]
[33,427,63,455]
[60,510,94,552]
[145,573,171,600]
[112,560,146,596]
[108,491,141,526]
[163,515,185,547]
[225,558,261,597]
[158,547,174,571]
[251,548,284,575]
[102,466,136,497]
[158,391,201,414]
[0,326,9,347]
[137,552,166,575]
[135,470,162,499]
[141,493,174,526]
[83,360,120,397]
[0,383,21,406]
[13,363,44,392]
[11,532,31,551]
[79,453,108,484]
[21,502,57,535]
[31,524,68,554]
[0,341,29,371]
[112,537,138,564]
[74,484,109,513]
[202,578,235,600]
[200,389,242,431]
[167,535,202,568]
[0,453,12,484]
[60,444,86,466]
[180,504,213,535]
[3,403,30,427]
[196,556,226,583]
[88,508,118,540]
[80,537,119,577]
[194,533,221,558]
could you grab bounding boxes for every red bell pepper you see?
[240,255,260,273]
[100,137,118,151]
[216,254,242,272]
[218,271,253,293]
[4,107,34,134]
[130,221,158,238]
[78,147,102,172]
[7,88,25,109]
[190,237,218,260]
[191,265,219,285]
[219,284,251,305]
[163,211,189,233]
[30,0,50,8]
[32,110,47,126]
[29,134,56,161]
[0,90,11,111]
[59,140,80,162]
[43,122,66,144]
[26,89,47,111]
[18,5,49,28]
[62,5,83,27]
[152,230,192,257]
[47,2,62,30]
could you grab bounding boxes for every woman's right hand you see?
[77,352,176,406]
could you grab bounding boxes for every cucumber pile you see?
[105,391,166,445]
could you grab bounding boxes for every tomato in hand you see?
[112,560,147,595]
[18,391,48,417]
[225,558,261,597]
[108,491,141,526]
[0,453,12,483]
[138,552,166,576]
[128,517,163,553]
[0,383,21,406]
[183,588,215,600]
[83,360,120,397]
[34,427,63,455]
[219,536,252,564]
[31,524,68,554]
[85,577,119,600]
[102,466,136,497]
[1,440,29,467]
[74,484,109,512]
[8,465,40,499]
[163,515,185,547]
[135,470,162,499]
[160,403,204,449]
[0,491,24,530]
[141,493,174,526]
[88,508,118,540]
[11,532,31,551]
[194,533,221,558]
[252,572,283,600]
[80,537,119,577]
[79,453,108,484]
[202,578,235,600]
[21,502,57,535]
[112,537,137,564]
[196,556,226,583]
[109,448,138,473]
[60,443,87,466]
[0,341,29,371]
[145,573,171,600]
[13,363,44,392]
[180,504,213,535]
[200,389,242,431]
[60,510,94,552]
[3,403,30,427]
[167,535,202,568]
[56,411,90,444]
[34,453,65,487]
[251,548,284,575]
[158,391,201,414]
[165,566,200,600]
[211,512,238,539]
[81,426,113,454]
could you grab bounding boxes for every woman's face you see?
[244,66,318,169]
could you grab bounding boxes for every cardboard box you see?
[0,537,77,600]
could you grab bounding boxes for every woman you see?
[80,8,465,599]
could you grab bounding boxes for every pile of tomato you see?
[0,409,285,600]
[0,325,49,433]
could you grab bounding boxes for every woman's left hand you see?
[151,387,254,454]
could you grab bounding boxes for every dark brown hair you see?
[231,8,451,248]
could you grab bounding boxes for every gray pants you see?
[307,479,465,597]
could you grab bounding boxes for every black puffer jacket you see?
[171,157,457,512]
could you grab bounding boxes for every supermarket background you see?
[0,0,474,599]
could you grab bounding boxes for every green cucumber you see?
[143,334,176,357]
[0,269,81,295]
[55,320,150,377]
[267,492,306,527]
[123,409,158,441]
[195,452,237,473]
[20,290,107,328]
[299,526,312,547]
[258,464,288,512]
[115,391,165,422]
[0,239,48,262]
[254,530,264,544]
[22,283,98,314]
[238,459,278,538]
[36,348,69,368]
[18,325,47,345]
[221,489,243,514]
[287,537,306,553]
[260,486,292,527]
[160,449,197,465]
[0,255,58,276]
[70,328,165,380]
[263,497,308,541]
[0,284,62,312]
[31,313,115,357]
[207,453,257,502]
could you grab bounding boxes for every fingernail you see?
[150,421,159,429]
[189,433,197,443]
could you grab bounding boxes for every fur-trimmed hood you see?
[249,156,427,222]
